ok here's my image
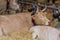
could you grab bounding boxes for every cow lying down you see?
[0,13,33,36]
[30,26,60,40]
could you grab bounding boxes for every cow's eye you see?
[39,15,43,19]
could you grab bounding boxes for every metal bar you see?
[19,1,60,9]
[19,1,60,13]
[19,1,33,5]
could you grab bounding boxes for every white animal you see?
[30,26,60,40]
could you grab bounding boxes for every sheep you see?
[30,26,60,40]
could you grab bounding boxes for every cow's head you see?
[32,10,50,25]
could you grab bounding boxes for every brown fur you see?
[0,13,33,35]
[32,10,50,25]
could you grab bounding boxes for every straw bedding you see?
[0,30,33,40]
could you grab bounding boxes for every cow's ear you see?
[42,12,47,15]
[44,12,47,15]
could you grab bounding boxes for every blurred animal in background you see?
[0,0,20,14]
[9,0,20,13]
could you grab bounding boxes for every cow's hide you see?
[0,13,33,36]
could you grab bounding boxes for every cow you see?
[0,10,50,36]
[29,26,60,40]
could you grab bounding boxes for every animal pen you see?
[0,0,60,40]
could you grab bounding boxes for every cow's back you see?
[0,13,33,35]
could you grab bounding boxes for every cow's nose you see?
[48,22,51,25]
[45,21,51,25]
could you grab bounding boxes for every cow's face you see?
[32,11,50,25]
